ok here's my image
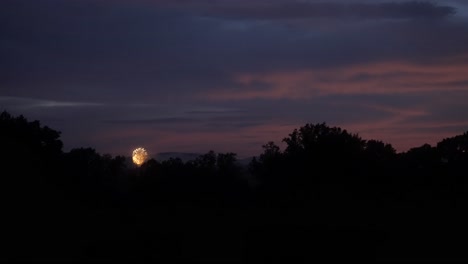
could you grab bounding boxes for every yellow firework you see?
[132,147,149,166]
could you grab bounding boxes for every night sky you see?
[2,0,468,158]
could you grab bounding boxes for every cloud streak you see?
[141,0,456,20]
[0,96,103,109]
[203,1,456,21]
[207,58,468,100]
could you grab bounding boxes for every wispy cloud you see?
[0,96,104,109]
[185,107,245,115]
[103,117,199,125]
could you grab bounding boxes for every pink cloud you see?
[206,56,468,100]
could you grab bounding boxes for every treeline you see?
[1,111,468,261]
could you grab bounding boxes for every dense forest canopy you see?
[1,110,468,261]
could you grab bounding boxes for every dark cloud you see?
[1,0,465,98]
[203,1,456,21]
[143,0,456,20]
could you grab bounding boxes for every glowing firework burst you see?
[132,147,149,166]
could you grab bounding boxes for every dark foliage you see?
[1,111,468,261]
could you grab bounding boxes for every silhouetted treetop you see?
[0,111,63,156]
[364,140,396,161]
[403,144,439,168]
[437,131,468,163]
[283,123,365,160]
[257,141,282,166]
[0,111,63,172]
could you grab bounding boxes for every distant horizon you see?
[6,109,465,159]
[62,127,463,159]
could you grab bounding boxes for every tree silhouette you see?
[0,111,63,178]
[438,132,468,164]
[3,110,468,261]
